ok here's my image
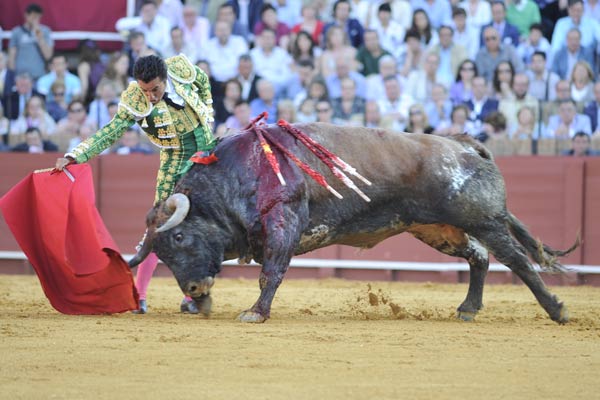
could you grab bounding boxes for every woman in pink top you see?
[254,4,291,49]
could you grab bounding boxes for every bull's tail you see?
[507,212,581,273]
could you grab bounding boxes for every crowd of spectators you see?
[2,0,600,157]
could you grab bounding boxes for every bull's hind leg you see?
[409,224,489,321]
[473,224,568,324]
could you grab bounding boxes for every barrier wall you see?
[1,153,599,282]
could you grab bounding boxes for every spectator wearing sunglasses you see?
[475,26,523,82]
[46,81,68,122]
[315,100,334,123]
[55,100,91,140]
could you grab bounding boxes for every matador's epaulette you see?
[165,54,196,84]
[118,81,152,119]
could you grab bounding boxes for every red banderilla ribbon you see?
[250,112,286,186]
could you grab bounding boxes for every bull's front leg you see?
[237,258,291,323]
[237,204,302,323]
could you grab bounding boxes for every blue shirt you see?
[325,71,366,99]
[36,72,82,103]
[249,98,277,123]
[437,47,454,87]
[544,114,592,138]
[550,16,600,53]
[410,0,452,28]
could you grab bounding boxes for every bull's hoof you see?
[195,295,212,317]
[553,304,569,325]
[457,310,477,322]
[237,310,267,323]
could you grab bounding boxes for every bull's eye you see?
[174,233,184,243]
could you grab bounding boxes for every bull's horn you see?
[128,231,154,268]
[156,193,190,233]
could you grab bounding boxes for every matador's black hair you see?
[133,55,168,83]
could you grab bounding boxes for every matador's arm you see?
[66,107,136,163]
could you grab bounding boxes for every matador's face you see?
[137,77,167,105]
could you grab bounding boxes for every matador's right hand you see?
[54,157,75,171]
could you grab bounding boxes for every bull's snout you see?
[185,277,215,297]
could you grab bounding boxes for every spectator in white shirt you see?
[451,6,480,60]
[550,0,600,54]
[203,20,249,83]
[544,99,592,138]
[459,0,492,30]
[365,55,406,102]
[180,5,210,51]
[116,0,172,55]
[434,104,479,136]
[372,3,405,56]
[424,83,453,128]
[162,26,197,61]
[87,80,119,130]
[584,0,600,21]
[273,0,302,27]
[405,52,444,103]
[377,75,415,132]
[250,28,293,98]
[516,23,552,67]
[371,0,413,31]
[157,0,184,28]
[498,72,540,130]
[526,50,560,102]
[36,54,82,104]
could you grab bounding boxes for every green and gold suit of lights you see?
[67,54,216,204]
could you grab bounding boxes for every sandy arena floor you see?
[1,274,599,400]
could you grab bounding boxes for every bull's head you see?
[129,193,226,300]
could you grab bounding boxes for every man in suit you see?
[0,51,15,100]
[583,81,600,133]
[323,0,365,48]
[226,0,264,40]
[464,76,499,129]
[429,25,468,88]
[11,126,58,153]
[235,54,261,103]
[480,1,520,48]
[2,72,43,121]
[551,28,595,80]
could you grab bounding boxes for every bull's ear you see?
[145,206,160,227]
[179,187,192,198]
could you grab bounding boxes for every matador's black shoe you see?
[180,298,199,314]
[132,299,147,314]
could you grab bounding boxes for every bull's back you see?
[292,123,478,201]
[288,124,505,247]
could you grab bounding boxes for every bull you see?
[130,122,578,323]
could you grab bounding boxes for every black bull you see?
[130,122,578,323]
